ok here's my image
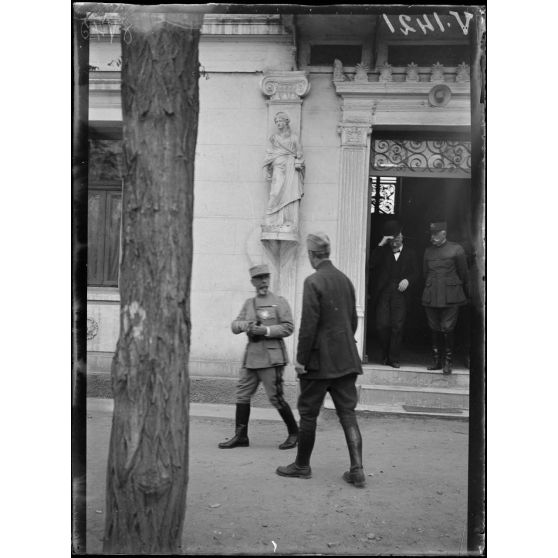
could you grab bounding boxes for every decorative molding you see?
[332,80,470,128]
[354,63,369,83]
[337,123,372,148]
[378,62,393,82]
[85,13,289,37]
[333,59,348,82]
[260,71,310,101]
[372,138,471,176]
[428,84,452,107]
[431,62,445,82]
[333,81,471,95]
[202,14,288,35]
[406,62,419,82]
[456,62,471,83]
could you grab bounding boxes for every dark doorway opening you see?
[365,176,472,368]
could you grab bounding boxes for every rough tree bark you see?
[103,9,202,554]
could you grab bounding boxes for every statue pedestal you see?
[260,232,299,293]
[261,230,299,375]
[260,230,298,244]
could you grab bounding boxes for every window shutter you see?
[88,191,106,285]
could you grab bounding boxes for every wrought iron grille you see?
[372,139,471,175]
[370,176,397,214]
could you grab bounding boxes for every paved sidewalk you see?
[88,398,294,422]
[85,398,470,555]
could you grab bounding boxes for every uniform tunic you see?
[422,241,469,308]
[232,292,293,369]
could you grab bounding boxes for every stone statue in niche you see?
[262,112,305,234]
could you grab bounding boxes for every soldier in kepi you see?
[218,264,299,450]
[276,233,366,488]
[422,221,470,375]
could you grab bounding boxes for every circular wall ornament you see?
[428,84,452,108]
[87,317,99,340]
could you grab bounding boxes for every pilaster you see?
[336,118,373,358]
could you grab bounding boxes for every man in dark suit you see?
[276,232,366,488]
[370,220,418,368]
[422,221,469,374]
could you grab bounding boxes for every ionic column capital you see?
[260,71,311,102]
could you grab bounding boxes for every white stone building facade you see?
[85,12,478,385]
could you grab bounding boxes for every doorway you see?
[364,175,472,368]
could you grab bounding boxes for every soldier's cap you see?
[429,221,447,232]
[306,232,331,252]
[383,220,402,237]
[249,264,270,278]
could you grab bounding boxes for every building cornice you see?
[333,67,471,129]
[334,81,471,97]
[85,13,291,39]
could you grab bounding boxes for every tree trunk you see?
[103,10,202,554]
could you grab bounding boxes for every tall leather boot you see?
[218,403,250,448]
[277,405,299,450]
[276,427,314,479]
[427,331,442,370]
[341,419,366,488]
[443,331,454,375]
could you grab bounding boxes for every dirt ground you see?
[86,406,469,555]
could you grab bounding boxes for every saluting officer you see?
[422,221,470,374]
[218,264,299,450]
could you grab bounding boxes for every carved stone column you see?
[259,71,310,378]
[335,104,375,359]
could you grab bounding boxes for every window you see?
[387,44,470,66]
[310,44,362,66]
[370,176,398,214]
[88,138,122,287]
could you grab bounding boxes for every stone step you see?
[323,399,469,420]
[89,372,469,420]
[357,384,469,410]
[359,364,469,388]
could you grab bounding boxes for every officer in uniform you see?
[422,221,469,374]
[276,233,366,487]
[370,220,418,368]
[218,264,299,450]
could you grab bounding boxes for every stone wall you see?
[86,33,347,379]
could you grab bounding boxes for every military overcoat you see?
[297,259,363,379]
